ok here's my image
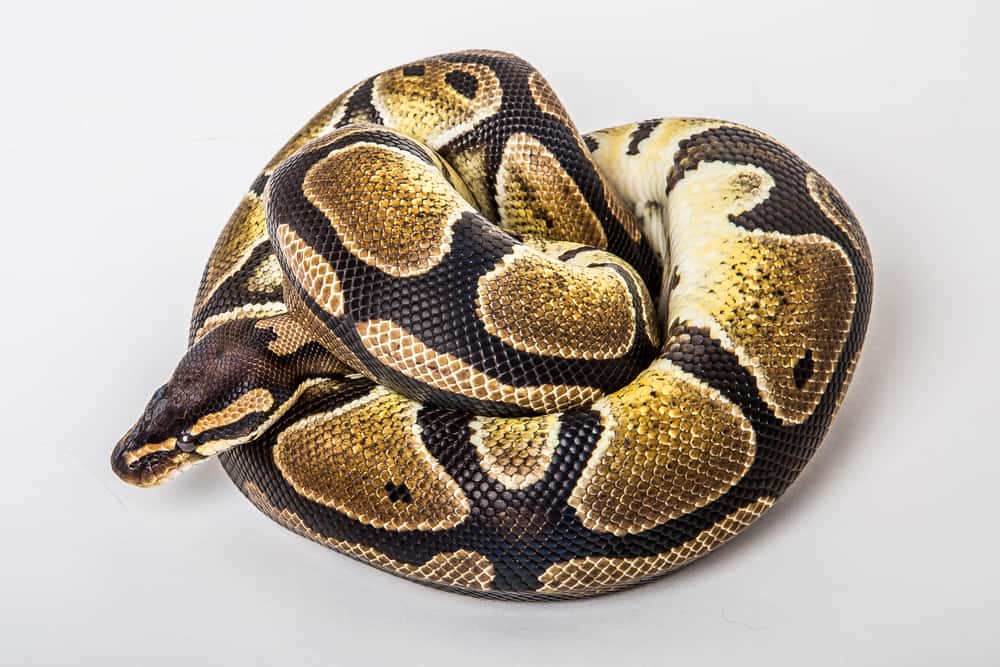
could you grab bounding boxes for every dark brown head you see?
[111,316,330,486]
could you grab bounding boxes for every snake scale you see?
[111,50,872,599]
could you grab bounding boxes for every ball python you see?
[111,50,872,599]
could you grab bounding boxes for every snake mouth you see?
[111,425,202,487]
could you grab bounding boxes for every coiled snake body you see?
[112,51,872,599]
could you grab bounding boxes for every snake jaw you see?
[111,420,205,487]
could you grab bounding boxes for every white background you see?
[2,1,998,665]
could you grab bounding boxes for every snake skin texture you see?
[111,50,872,599]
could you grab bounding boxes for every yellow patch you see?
[475,245,640,360]
[245,254,284,294]
[273,388,471,531]
[495,132,608,247]
[302,141,469,277]
[372,59,502,148]
[569,360,756,536]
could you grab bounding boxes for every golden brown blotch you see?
[495,133,608,247]
[356,319,604,413]
[538,497,775,595]
[694,231,856,424]
[273,388,470,531]
[469,413,560,489]
[475,245,639,360]
[302,142,469,277]
[255,314,319,356]
[549,245,659,349]
[569,360,756,536]
[372,59,502,148]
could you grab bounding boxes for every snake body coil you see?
[112,51,872,599]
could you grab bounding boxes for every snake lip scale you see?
[111,50,872,599]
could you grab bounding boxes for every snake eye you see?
[176,433,199,453]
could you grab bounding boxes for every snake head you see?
[111,320,300,487]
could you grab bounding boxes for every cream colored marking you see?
[122,438,176,466]
[245,254,284,294]
[469,413,560,489]
[273,387,471,531]
[586,118,728,282]
[189,387,274,436]
[667,160,856,423]
[274,223,345,318]
[243,482,493,590]
[302,141,469,278]
[357,319,604,412]
[194,301,287,342]
[569,358,756,536]
[475,244,639,360]
[538,497,775,594]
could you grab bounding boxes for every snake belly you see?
[146,50,873,599]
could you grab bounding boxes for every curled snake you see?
[111,50,872,599]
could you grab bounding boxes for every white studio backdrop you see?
[1,1,997,665]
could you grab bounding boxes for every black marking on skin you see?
[402,64,425,76]
[556,245,600,262]
[793,349,815,389]
[583,135,599,153]
[626,119,660,155]
[249,173,268,196]
[445,70,478,99]
[338,76,381,126]
[384,482,414,503]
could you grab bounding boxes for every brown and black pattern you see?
[112,51,872,599]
